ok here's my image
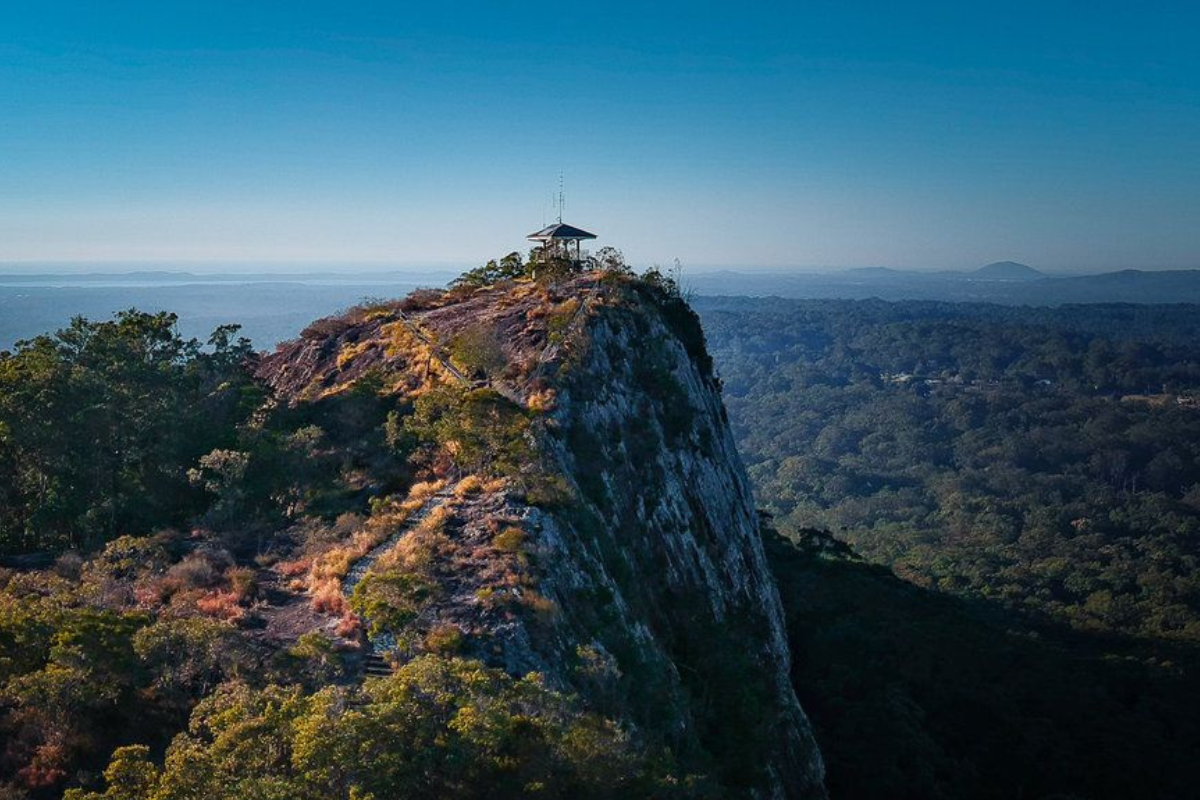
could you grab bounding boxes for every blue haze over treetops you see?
[1,1,1198,271]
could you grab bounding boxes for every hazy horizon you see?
[0,259,1194,279]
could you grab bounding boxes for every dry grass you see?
[336,339,374,369]
[408,479,447,504]
[526,388,557,413]
[302,480,447,617]
[454,475,484,497]
[196,590,247,622]
[225,566,257,602]
[550,297,581,317]
[335,613,363,639]
[311,582,347,615]
[381,320,423,358]
[276,557,312,578]
[374,503,453,574]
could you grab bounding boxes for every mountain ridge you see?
[255,273,827,797]
[971,260,1044,280]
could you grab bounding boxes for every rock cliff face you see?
[258,274,825,798]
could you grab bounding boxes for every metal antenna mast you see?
[557,172,565,224]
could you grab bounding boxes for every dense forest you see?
[765,523,1200,800]
[0,266,801,800]
[0,301,672,798]
[699,298,1200,644]
[4,290,1200,799]
[697,297,1200,797]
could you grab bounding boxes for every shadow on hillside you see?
[765,526,1200,800]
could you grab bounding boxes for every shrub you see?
[449,324,508,379]
[451,252,529,289]
[300,316,353,340]
[423,623,464,654]
[398,288,447,312]
[77,655,684,799]
[225,567,257,602]
[350,570,439,637]
[288,632,343,682]
[520,474,575,508]
[493,526,526,553]
[196,590,245,623]
[405,386,534,477]
[160,551,230,597]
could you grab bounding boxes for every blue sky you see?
[1,2,1198,272]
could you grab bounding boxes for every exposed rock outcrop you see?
[257,274,826,798]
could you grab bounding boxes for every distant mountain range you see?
[4,263,1200,352]
[688,264,1200,305]
[845,261,1046,282]
[971,261,1045,280]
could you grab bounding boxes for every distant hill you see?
[845,266,905,278]
[687,265,1200,305]
[971,261,1044,281]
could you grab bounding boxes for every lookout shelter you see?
[527,222,597,264]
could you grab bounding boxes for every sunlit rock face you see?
[259,274,826,798]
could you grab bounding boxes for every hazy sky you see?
[2,1,1198,272]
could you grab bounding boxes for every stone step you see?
[363,653,392,677]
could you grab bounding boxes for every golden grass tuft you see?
[526,389,557,413]
[375,503,452,574]
[336,340,373,369]
[334,613,363,638]
[550,297,581,317]
[196,590,246,622]
[408,479,447,504]
[454,475,484,497]
[311,579,348,615]
[302,480,448,614]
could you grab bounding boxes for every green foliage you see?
[0,310,257,555]
[448,323,508,379]
[638,267,679,298]
[0,597,147,791]
[286,632,344,684]
[0,562,255,795]
[64,745,160,800]
[765,524,1200,800]
[79,655,685,800]
[532,255,577,282]
[587,246,631,275]
[133,617,250,707]
[697,295,1200,797]
[700,297,1200,644]
[405,386,534,477]
[451,251,529,289]
[649,588,774,792]
[350,569,440,637]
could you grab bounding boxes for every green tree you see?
[0,311,255,554]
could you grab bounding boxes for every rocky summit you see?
[256,272,826,798]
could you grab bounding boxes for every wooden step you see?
[363,652,393,677]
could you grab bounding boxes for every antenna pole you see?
[557,172,564,223]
